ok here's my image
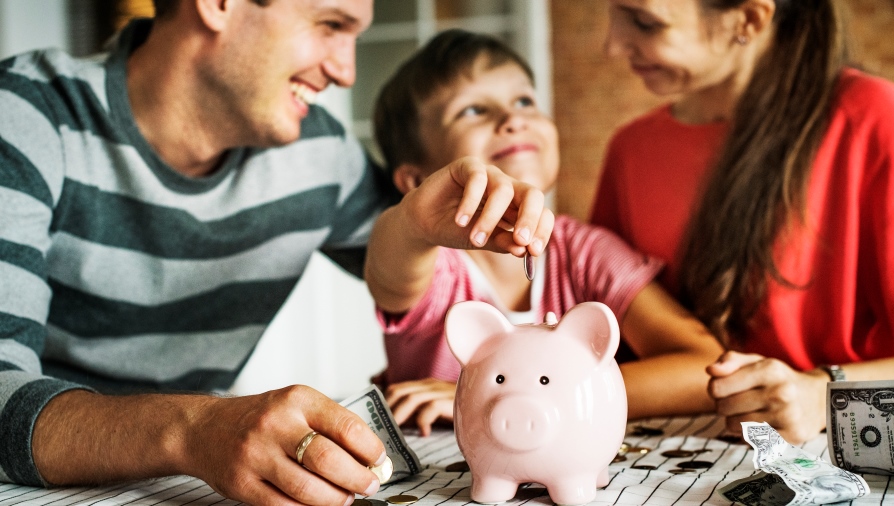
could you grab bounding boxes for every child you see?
[364,30,724,435]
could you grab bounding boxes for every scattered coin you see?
[632,464,658,470]
[612,455,627,464]
[716,434,746,445]
[354,500,372,506]
[387,495,419,505]
[369,456,393,483]
[694,449,713,454]
[617,442,630,456]
[669,468,696,474]
[631,426,665,436]
[661,450,696,459]
[627,446,652,454]
[445,460,470,472]
[367,500,388,506]
[677,460,714,469]
[523,252,535,281]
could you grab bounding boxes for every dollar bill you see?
[827,380,894,476]
[340,384,422,483]
[721,422,869,505]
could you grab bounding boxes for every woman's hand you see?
[384,378,456,436]
[707,351,829,444]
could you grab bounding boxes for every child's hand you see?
[384,378,456,437]
[401,156,553,257]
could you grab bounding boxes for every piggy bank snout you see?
[487,395,555,452]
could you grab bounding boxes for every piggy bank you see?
[445,301,627,505]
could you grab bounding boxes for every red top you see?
[590,68,894,370]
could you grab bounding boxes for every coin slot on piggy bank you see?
[445,301,628,505]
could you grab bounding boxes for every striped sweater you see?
[0,20,392,485]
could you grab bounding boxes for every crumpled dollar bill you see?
[340,384,422,483]
[827,380,894,476]
[721,422,869,506]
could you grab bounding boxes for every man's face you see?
[204,0,373,147]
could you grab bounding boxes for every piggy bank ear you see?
[555,302,620,364]
[445,301,513,366]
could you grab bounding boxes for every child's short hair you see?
[373,29,534,173]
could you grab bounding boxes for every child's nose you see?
[498,111,528,133]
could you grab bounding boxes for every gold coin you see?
[632,464,658,470]
[445,460,470,472]
[661,450,695,459]
[669,468,695,474]
[617,442,631,456]
[369,456,393,483]
[627,446,652,454]
[387,495,419,505]
[354,500,372,506]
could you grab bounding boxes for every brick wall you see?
[551,0,894,221]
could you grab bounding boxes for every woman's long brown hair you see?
[678,0,850,344]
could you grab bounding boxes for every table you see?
[2,415,891,506]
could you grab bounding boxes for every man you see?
[0,0,552,505]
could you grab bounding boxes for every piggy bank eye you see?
[540,376,550,385]
[496,374,505,384]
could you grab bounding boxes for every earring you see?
[736,34,749,45]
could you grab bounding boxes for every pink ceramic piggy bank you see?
[445,301,627,505]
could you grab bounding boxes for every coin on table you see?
[617,442,630,456]
[369,456,393,483]
[632,426,664,436]
[612,455,627,464]
[627,446,652,454]
[354,499,372,506]
[677,460,714,469]
[716,434,745,445]
[367,500,388,506]
[669,468,695,474]
[632,464,658,470]
[387,495,419,505]
[446,460,470,472]
[661,450,695,459]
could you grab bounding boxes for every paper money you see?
[721,422,869,505]
[827,380,894,476]
[340,385,422,483]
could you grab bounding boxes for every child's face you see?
[416,58,559,192]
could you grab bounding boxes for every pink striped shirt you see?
[377,215,664,384]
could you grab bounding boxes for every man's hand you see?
[33,386,385,506]
[384,379,456,437]
[706,351,828,444]
[183,386,385,505]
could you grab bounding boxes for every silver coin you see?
[523,252,535,281]
[369,456,393,483]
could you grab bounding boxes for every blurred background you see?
[1,0,892,399]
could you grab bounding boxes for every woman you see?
[591,0,894,444]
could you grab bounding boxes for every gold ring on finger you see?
[295,430,319,466]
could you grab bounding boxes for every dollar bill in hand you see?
[827,379,894,476]
[721,422,869,505]
[341,384,423,483]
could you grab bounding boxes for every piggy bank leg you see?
[470,474,519,504]
[544,475,599,506]
[597,467,610,488]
